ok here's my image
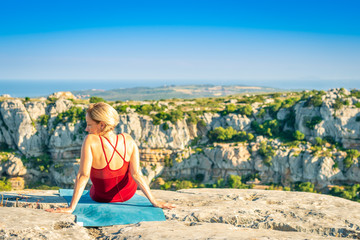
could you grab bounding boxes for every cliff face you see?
[0,88,359,188]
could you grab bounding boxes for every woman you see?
[46,102,175,213]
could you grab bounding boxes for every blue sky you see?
[0,0,360,92]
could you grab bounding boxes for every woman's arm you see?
[46,135,93,213]
[128,135,175,209]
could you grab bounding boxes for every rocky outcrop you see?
[0,188,359,239]
[0,89,359,188]
[48,91,77,100]
[295,89,360,149]
[164,140,358,188]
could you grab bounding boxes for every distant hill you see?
[71,84,284,101]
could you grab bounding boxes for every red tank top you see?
[90,134,137,202]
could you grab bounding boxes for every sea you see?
[0,79,359,98]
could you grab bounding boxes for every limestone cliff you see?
[0,88,359,189]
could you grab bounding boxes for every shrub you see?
[259,141,275,166]
[198,119,207,127]
[225,104,237,113]
[293,130,305,141]
[343,149,360,168]
[257,108,266,118]
[355,103,360,108]
[329,184,360,201]
[54,106,85,126]
[170,110,184,123]
[24,97,30,102]
[216,178,226,188]
[0,177,12,191]
[164,156,173,167]
[208,127,236,142]
[350,89,360,98]
[186,112,199,125]
[294,182,316,193]
[227,175,249,189]
[305,116,323,130]
[175,180,193,190]
[247,133,254,141]
[268,100,282,117]
[251,120,281,138]
[304,91,325,107]
[23,154,52,173]
[162,122,169,131]
[238,104,253,117]
[315,137,323,146]
[333,98,344,110]
[38,115,50,126]
[115,105,128,113]
[161,181,172,190]
[89,96,106,103]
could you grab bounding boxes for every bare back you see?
[88,133,132,170]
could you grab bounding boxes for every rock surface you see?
[0,188,359,239]
[0,89,359,188]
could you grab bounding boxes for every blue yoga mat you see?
[59,189,166,227]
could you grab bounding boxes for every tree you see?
[89,96,106,103]
[225,104,236,113]
[238,104,253,116]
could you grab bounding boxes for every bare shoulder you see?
[120,133,136,148]
[121,133,134,142]
[83,134,99,144]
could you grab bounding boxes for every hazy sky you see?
[0,0,359,88]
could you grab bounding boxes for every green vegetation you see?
[305,116,323,130]
[208,127,253,143]
[134,104,166,115]
[303,90,326,107]
[350,89,360,98]
[22,154,52,173]
[343,149,360,168]
[293,182,317,193]
[219,104,253,117]
[329,184,360,201]
[186,112,199,125]
[89,96,106,103]
[54,106,85,126]
[268,181,360,202]
[114,104,128,113]
[151,109,184,125]
[251,119,280,138]
[163,156,173,167]
[158,174,251,190]
[0,177,12,191]
[38,114,50,126]
[227,175,249,189]
[162,122,169,131]
[266,184,291,191]
[25,182,61,190]
[293,130,305,141]
[259,141,275,166]
[24,97,30,102]
[333,97,344,110]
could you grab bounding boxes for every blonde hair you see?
[87,102,119,135]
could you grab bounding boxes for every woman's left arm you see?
[45,135,93,213]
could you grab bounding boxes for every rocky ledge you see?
[0,189,359,240]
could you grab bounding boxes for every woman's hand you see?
[152,201,176,209]
[45,207,74,214]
